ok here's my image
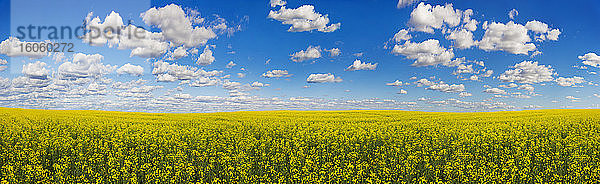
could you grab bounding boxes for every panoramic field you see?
[0,108,599,183]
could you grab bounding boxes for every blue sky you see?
[0,0,599,112]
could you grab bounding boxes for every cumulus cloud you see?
[58,53,116,79]
[251,81,270,87]
[189,77,219,87]
[518,84,535,91]
[0,59,7,71]
[268,5,341,32]
[196,46,215,65]
[171,46,188,60]
[427,83,465,93]
[462,9,478,32]
[392,39,459,67]
[525,20,561,41]
[525,20,549,34]
[22,61,50,79]
[415,78,465,93]
[478,21,536,55]
[566,96,580,101]
[579,53,600,68]
[325,48,341,57]
[226,61,236,68]
[83,12,169,58]
[459,92,472,97]
[446,29,477,49]
[408,3,464,33]
[142,4,217,47]
[546,29,561,41]
[509,9,518,19]
[555,76,585,87]
[345,60,377,71]
[116,63,144,76]
[262,70,290,78]
[397,0,423,8]
[483,87,507,95]
[153,60,222,82]
[0,37,48,58]
[499,61,555,84]
[397,89,408,94]
[291,46,321,62]
[306,73,342,83]
[270,0,287,7]
[453,64,474,75]
[393,29,412,42]
[386,80,407,86]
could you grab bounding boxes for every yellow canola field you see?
[0,108,599,183]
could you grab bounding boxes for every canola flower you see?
[0,108,599,183]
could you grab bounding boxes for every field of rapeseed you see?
[0,108,599,183]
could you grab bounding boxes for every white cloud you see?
[500,83,518,88]
[156,74,178,82]
[509,9,518,20]
[142,4,217,47]
[58,53,116,79]
[415,78,435,87]
[392,39,458,67]
[325,48,341,57]
[446,29,477,49]
[291,46,321,62]
[116,63,144,76]
[152,60,222,82]
[393,29,412,42]
[524,20,560,41]
[478,21,536,55]
[453,64,474,75]
[251,81,270,87]
[196,46,215,65]
[0,59,6,72]
[306,73,342,83]
[0,37,48,58]
[171,46,188,60]
[262,70,290,78]
[397,0,423,8]
[459,92,472,97]
[566,96,580,100]
[579,53,600,68]
[555,76,585,87]
[408,3,463,33]
[386,80,406,86]
[483,88,507,95]
[546,29,561,41]
[462,9,478,32]
[426,83,465,93]
[525,20,549,34]
[270,0,287,7]
[499,61,555,84]
[345,60,377,71]
[518,84,535,91]
[268,5,341,32]
[22,61,50,79]
[481,69,494,78]
[189,77,219,87]
[83,12,169,58]
[414,78,465,93]
[119,25,169,58]
[226,61,236,68]
[397,89,408,94]
[82,11,125,46]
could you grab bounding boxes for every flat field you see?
[1,108,599,183]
